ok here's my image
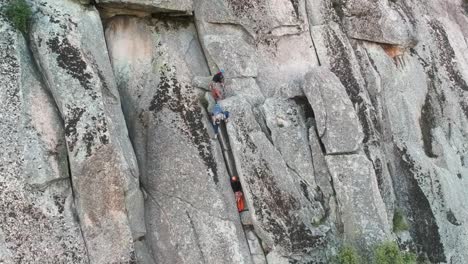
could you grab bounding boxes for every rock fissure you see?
[186,211,209,264]
[65,154,92,263]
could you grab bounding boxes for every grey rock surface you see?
[105,16,252,264]
[28,1,145,262]
[304,68,363,154]
[339,0,416,46]
[224,96,331,262]
[1,0,468,263]
[0,15,87,263]
[244,228,267,264]
[325,154,391,252]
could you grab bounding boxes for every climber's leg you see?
[212,122,220,138]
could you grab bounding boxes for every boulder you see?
[304,68,363,154]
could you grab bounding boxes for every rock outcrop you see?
[28,1,146,262]
[1,0,468,263]
[0,9,87,263]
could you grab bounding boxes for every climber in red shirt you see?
[210,69,225,101]
[231,176,245,212]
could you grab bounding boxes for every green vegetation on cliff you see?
[4,0,32,34]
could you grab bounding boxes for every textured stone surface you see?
[358,9,468,261]
[29,1,145,262]
[0,15,87,263]
[1,0,468,263]
[244,228,267,264]
[304,68,363,154]
[224,96,331,262]
[325,154,391,252]
[339,0,416,46]
[262,98,318,190]
[105,16,252,264]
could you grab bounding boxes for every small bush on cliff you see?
[4,0,32,34]
[393,209,409,233]
[374,241,417,264]
[334,246,361,264]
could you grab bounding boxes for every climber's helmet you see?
[220,69,225,74]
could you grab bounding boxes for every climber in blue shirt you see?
[211,103,229,139]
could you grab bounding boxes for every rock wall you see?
[0,10,87,263]
[0,0,467,263]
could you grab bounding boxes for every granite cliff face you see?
[0,0,467,263]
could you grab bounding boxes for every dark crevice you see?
[291,96,326,154]
[394,146,446,263]
[219,122,240,178]
[419,93,438,158]
[202,102,249,207]
[291,96,315,119]
[289,0,299,18]
[364,147,385,191]
[201,100,270,260]
[330,0,345,21]
[254,107,274,145]
[446,210,461,226]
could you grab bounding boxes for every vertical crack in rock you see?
[289,0,299,18]
[304,2,322,66]
[66,154,91,263]
[186,211,208,263]
[323,26,380,145]
[419,93,437,158]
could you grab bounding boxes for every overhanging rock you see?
[96,0,193,14]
